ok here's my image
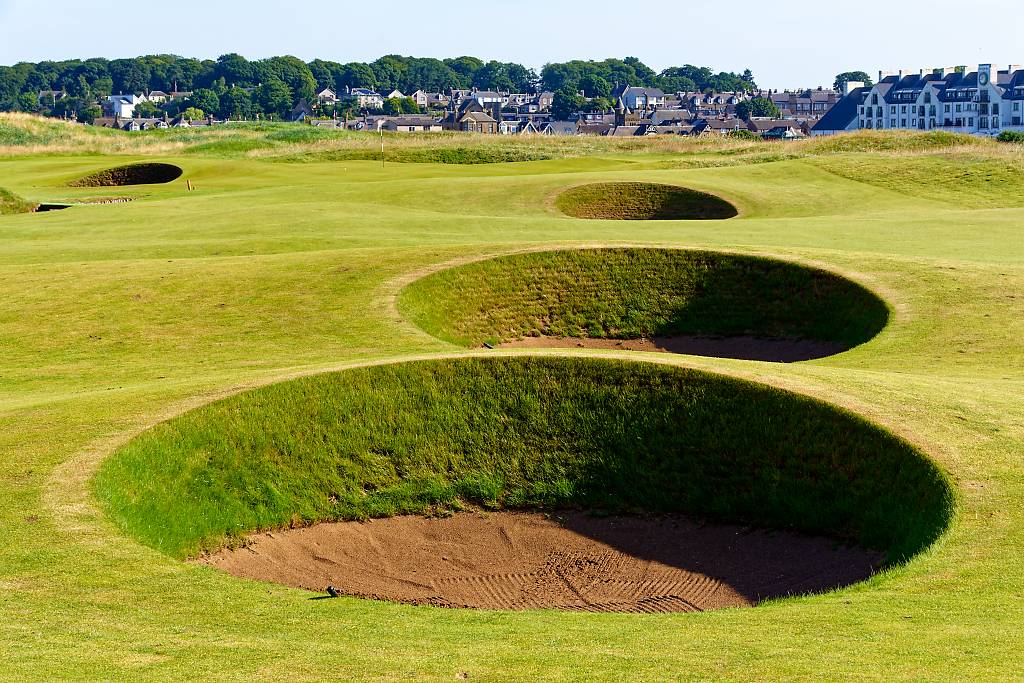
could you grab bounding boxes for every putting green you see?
[1,117,1023,680]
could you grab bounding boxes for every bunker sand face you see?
[202,511,883,612]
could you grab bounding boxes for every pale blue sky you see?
[1,0,1022,88]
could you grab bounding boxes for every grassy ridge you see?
[400,249,889,347]
[94,357,952,562]
[555,182,739,219]
[0,186,36,214]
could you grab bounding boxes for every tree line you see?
[0,53,760,121]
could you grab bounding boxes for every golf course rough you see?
[95,357,953,570]
[68,162,184,187]
[555,182,739,220]
[398,248,890,352]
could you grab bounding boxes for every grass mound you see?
[0,187,36,214]
[399,248,889,349]
[556,182,738,220]
[94,357,952,564]
[68,162,184,187]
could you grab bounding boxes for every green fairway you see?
[1,115,1024,681]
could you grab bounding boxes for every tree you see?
[551,86,584,120]
[735,97,781,120]
[256,78,292,119]
[215,53,255,88]
[182,106,205,120]
[579,74,610,99]
[134,100,160,118]
[190,88,220,116]
[337,62,376,91]
[15,92,38,112]
[77,104,102,124]
[833,71,873,93]
[219,87,253,120]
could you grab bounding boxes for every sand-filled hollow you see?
[202,511,883,612]
[69,162,183,187]
[555,182,738,220]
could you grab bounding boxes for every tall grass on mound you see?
[556,182,738,220]
[0,187,36,214]
[94,358,953,563]
[399,249,889,347]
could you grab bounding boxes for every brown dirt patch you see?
[201,511,882,612]
[497,335,848,363]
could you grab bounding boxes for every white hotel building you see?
[812,64,1024,136]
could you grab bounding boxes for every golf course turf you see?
[2,116,1024,680]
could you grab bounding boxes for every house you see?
[410,90,429,108]
[614,85,666,111]
[346,87,385,109]
[317,88,338,105]
[471,90,507,106]
[380,116,443,132]
[386,89,404,100]
[541,120,579,136]
[747,119,806,138]
[693,118,747,135]
[37,90,65,106]
[105,94,144,118]
[456,110,498,133]
[534,91,554,111]
[817,63,1024,136]
[171,115,191,128]
[810,84,869,136]
[289,99,314,122]
[146,91,169,103]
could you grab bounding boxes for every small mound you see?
[556,182,737,220]
[399,248,889,360]
[69,162,183,187]
[0,187,36,215]
[204,511,882,612]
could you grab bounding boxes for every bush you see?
[996,130,1024,143]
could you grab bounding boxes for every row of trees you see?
[0,53,765,116]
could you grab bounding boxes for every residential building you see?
[814,64,1024,136]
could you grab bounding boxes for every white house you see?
[105,94,144,118]
[317,88,338,104]
[346,88,385,109]
[615,86,666,111]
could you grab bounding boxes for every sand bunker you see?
[556,182,738,220]
[498,334,848,363]
[69,162,183,187]
[203,511,882,612]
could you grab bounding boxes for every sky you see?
[1,0,1023,89]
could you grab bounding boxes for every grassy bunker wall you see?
[95,357,952,565]
[556,182,738,220]
[69,162,183,187]
[399,248,890,349]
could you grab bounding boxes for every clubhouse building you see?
[812,64,1024,136]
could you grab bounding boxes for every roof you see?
[460,111,497,123]
[811,87,867,132]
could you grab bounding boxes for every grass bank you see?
[94,357,952,564]
[400,248,889,348]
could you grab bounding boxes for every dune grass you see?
[2,123,1024,680]
[400,248,889,347]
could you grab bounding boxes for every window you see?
[945,104,950,112]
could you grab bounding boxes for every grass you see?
[0,186,36,214]
[555,181,739,219]
[94,357,952,562]
[400,248,889,347]
[1,114,1024,680]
